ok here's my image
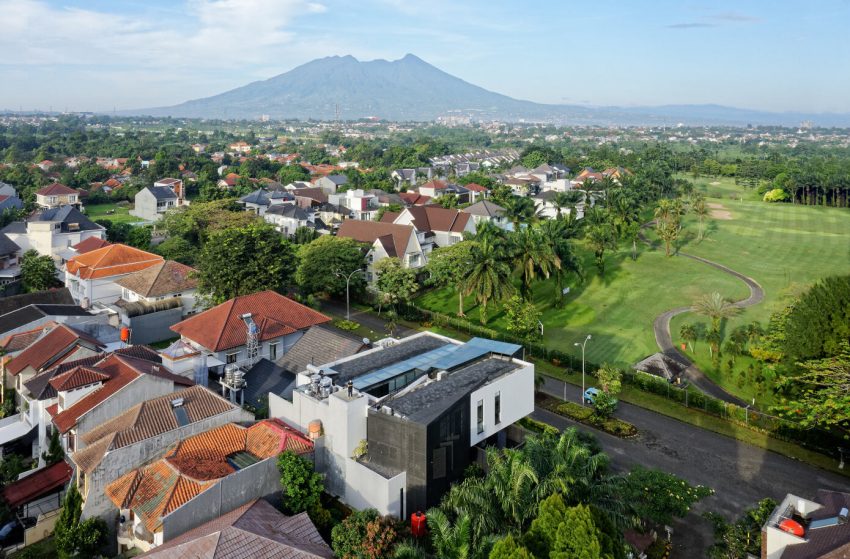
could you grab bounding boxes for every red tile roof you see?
[6,324,104,376]
[0,324,51,353]
[49,366,110,392]
[65,243,163,280]
[71,237,111,254]
[404,206,471,233]
[2,461,72,508]
[36,183,78,196]
[463,182,489,192]
[171,291,329,353]
[398,192,431,206]
[421,179,448,190]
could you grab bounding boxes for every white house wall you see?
[468,362,534,447]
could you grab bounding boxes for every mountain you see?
[127,55,850,127]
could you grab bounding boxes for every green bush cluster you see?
[554,402,638,438]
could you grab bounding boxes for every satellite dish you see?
[362,337,370,345]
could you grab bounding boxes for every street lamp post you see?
[334,268,365,321]
[574,334,592,405]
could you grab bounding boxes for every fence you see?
[408,304,847,460]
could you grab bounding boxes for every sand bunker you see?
[710,181,721,185]
[707,202,732,220]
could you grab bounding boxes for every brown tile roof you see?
[421,179,448,190]
[337,220,415,259]
[52,353,192,434]
[106,420,312,534]
[137,499,333,559]
[378,211,401,223]
[404,206,471,233]
[71,237,111,254]
[2,461,72,509]
[74,386,239,474]
[114,260,198,298]
[398,192,431,206]
[7,324,104,376]
[463,182,489,192]
[66,243,163,280]
[36,183,78,196]
[292,187,328,204]
[171,291,329,353]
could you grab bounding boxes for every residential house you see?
[391,168,417,190]
[239,187,294,216]
[35,183,82,209]
[71,385,251,529]
[292,187,329,209]
[19,346,159,461]
[602,167,633,181]
[58,237,112,272]
[2,461,72,547]
[328,189,378,220]
[105,420,312,553]
[154,178,184,198]
[170,290,331,371]
[761,490,850,558]
[463,182,489,203]
[113,261,200,344]
[1,206,106,264]
[65,244,164,308]
[398,192,431,206]
[336,220,427,282]
[263,204,315,237]
[270,332,534,516]
[462,200,511,230]
[314,203,351,228]
[0,233,22,290]
[50,350,194,455]
[228,141,252,154]
[387,206,475,248]
[313,174,348,195]
[417,180,471,204]
[0,300,89,341]
[131,187,180,222]
[136,499,333,559]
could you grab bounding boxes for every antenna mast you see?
[241,313,259,367]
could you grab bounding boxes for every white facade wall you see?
[468,362,535,446]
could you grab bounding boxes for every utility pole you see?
[574,335,592,405]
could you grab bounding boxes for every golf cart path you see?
[641,223,764,406]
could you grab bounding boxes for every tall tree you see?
[511,226,560,300]
[585,223,617,276]
[692,194,710,241]
[20,250,58,292]
[463,241,514,325]
[426,241,475,316]
[539,218,583,307]
[374,257,418,310]
[295,236,367,296]
[196,222,296,304]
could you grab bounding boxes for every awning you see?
[3,461,72,509]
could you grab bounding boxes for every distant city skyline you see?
[1,0,849,114]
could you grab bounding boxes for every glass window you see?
[495,392,501,425]
[226,352,238,364]
[269,343,279,360]
[476,399,484,434]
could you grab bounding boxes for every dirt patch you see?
[711,210,733,220]
[707,202,725,209]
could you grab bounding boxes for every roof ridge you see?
[214,298,237,353]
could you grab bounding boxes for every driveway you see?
[534,376,849,558]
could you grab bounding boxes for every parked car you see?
[583,387,617,408]
[0,520,23,546]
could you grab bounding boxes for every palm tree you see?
[511,226,561,300]
[425,509,484,559]
[692,195,709,241]
[463,241,514,325]
[539,219,583,307]
[609,192,641,260]
[393,542,427,559]
[504,197,542,229]
[553,191,584,218]
[585,223,617,276]
[693,292,740,354]
[656,218,681,257]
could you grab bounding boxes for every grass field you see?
[417,240,749,369]
[418,175,850,394]
[83,202,140,225]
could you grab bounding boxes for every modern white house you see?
[269,332,535,516]
[1,206,107,264]
[263,204,315,237]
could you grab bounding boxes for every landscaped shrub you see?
[554,402,638,438]
[333,319,360,331]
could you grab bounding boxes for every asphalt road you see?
[641,223,765,406]
[534,376,849,558]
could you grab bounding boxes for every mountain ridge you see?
[125,55,850,127]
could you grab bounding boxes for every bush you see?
[333,319,361,331]
[645,538,672,559]
[554,402,637,438]
[518,417,559,437]
[592,392,618,420]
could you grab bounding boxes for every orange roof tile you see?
[71,237,111,254]
[49,366,109,391]
[65,243,163,280]
[170,291,329,353]
[6,324,104,376]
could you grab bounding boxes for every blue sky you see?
[1,0,848,113]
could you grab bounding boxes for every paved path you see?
[535,376,849,558]
[641,223,764,406]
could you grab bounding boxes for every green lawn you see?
[417,241,749,369]
[83,202,140,225]
[686,174,762,202]
[652,180,850,405]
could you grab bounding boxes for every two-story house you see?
[336,220,427,283]
[462,200,511,231]
[0,233,22,290]
[313,174,349,195]
[170,290,330,371]
[263,204,315,237]
[65,244,164,308]
[385,206,475,249]
[35,183,82,209]
[1,206,107,264]
[239,187,294,216]
[131,187,179,222]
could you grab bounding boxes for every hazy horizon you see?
[2,0,849,114]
